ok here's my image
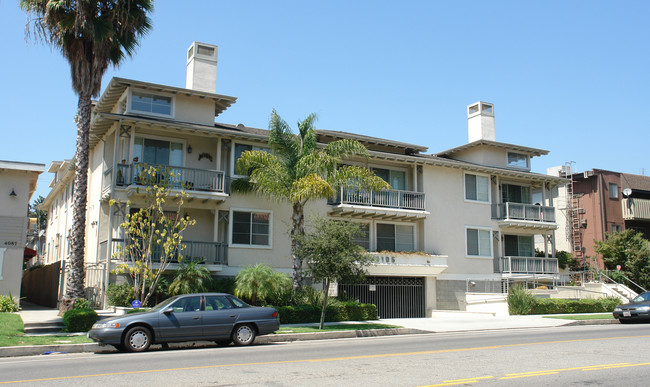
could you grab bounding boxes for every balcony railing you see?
[112,163,226,193]
[493,202,555,222]
[495,256,558,275]
[329,187,426,211]
[110,238,228,265]
[622,198,650,221]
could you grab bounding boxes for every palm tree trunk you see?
[291,201,305,291]
[61,92,91,313]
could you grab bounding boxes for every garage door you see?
[338,276,425,319]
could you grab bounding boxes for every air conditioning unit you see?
[581,219,588,227]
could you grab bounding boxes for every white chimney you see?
[186,42,218,93]
[467,101,495,142]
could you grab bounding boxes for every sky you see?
[2,1,649,202]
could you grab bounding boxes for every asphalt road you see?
[0,324,649,386]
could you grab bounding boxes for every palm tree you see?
[21,0,153,310]
[169,260,212,296]
[234,110,389,290]
[234,263,292,305]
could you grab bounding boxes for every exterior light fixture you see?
[9,189,17,197]
[187,145,193,154]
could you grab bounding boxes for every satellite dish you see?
[623,188,632,197]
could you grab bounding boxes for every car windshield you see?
[149,295,181,311]
[632,292,650,302]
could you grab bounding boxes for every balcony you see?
[328,187,428,220]
[103,163,227,200]
[495,256,558,276]
[622,198,650,221]
[492,202,557,230]
[110,238,228,266]
[366,251,447,276]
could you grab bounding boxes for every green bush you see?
[106,283,135,307]
[276,302,377,324]
[63,308,98,332]
[126,308,148,314]
[528,297,620,314]
[73,298,89,309]
[209,277,235,294]
[507,285,536,315]
[0,294,20,313]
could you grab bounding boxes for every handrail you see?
[114,163,226,193]
[598,269,647,293]
[331,186,426,211]
[494,202,556,222]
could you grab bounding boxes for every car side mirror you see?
[162,307,174,314]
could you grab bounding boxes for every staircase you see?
[23,320,65,335]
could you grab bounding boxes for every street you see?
[0,324,648,386]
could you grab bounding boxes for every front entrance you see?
[338,276,425,318]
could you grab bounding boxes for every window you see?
[465,173,490,202]
[501,184,531,204]
[466,228,492,257]
[353,223,370,250]
[504,235,533,257]
[130,91,172,116]
[372,168,406,190]
[232,210,270,246]
[170,296,202,313]
[507,152,529,169]
[233,143,269,175]
[134,137,183,167]
[376,223,414,252]
[205,295,233,311]
[609,183,619,199]
[611,224,622,233]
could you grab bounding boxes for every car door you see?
[158,295,203,340]
[202,295,238,338]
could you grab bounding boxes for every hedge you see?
[276,302,377,324]
[63,308,98,332]
[528,297,620,315]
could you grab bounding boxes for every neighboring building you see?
[0,160,45,300]
[548,167,650,270]
[41,160,76,266]
[42,42,565,316]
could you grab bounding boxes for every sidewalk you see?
[0,303,618,358]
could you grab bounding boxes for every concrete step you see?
[24,326,65,335]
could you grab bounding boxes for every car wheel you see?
[232,324,256,346]
[123,326,152,352]
[215,340,231,346]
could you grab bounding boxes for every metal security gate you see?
[338,276,425,318]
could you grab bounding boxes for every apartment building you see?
[41,42,565,316]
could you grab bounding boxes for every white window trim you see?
[229,208,273,249]
[126,88,176,119]
[506,152,530,170]
[464,172,491,204]
[132,134,187,166]
[231,141,270,178]
[465,225,493,259]
[374,220,417,252]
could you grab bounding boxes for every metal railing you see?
[110,238,228,265]
[493,202,556,222]
[330,186,425,211]
[113,163,226,193]
[496,256,559,274]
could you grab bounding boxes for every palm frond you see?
[268,109,299,163]
[325,138,370,160]
[290,174,336,203]
[297,113,318,157]
[330,165,391,191]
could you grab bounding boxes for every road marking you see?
[2,334,650,384]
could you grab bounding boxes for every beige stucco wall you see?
[450,146,510,169]
[174,94,215,125]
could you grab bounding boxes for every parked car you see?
[613,292,650,323]
[88,293,280,352]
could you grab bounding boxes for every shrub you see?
[0,293,20,313]
[276,301,377,324]
[73,298,90,309]
[209,277,235,294]
[106,283,135,307]
[127,308,148,314]
[528,297,620,314]
[507,285,536,315]
[63,308,98,332]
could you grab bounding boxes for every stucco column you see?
[425,276,437,316]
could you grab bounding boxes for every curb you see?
[0,328,428,358]
[564,319,620,326]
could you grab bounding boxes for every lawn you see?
[542,313,615,321]
[0,313,92,347]
[275,323,402,334]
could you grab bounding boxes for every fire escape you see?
[562,162,585,268]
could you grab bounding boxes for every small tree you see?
[169,260,212,295]
[111,165,196,306]
[295,218,373,329]
[234,263,292,305]
[595,229,650,291]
